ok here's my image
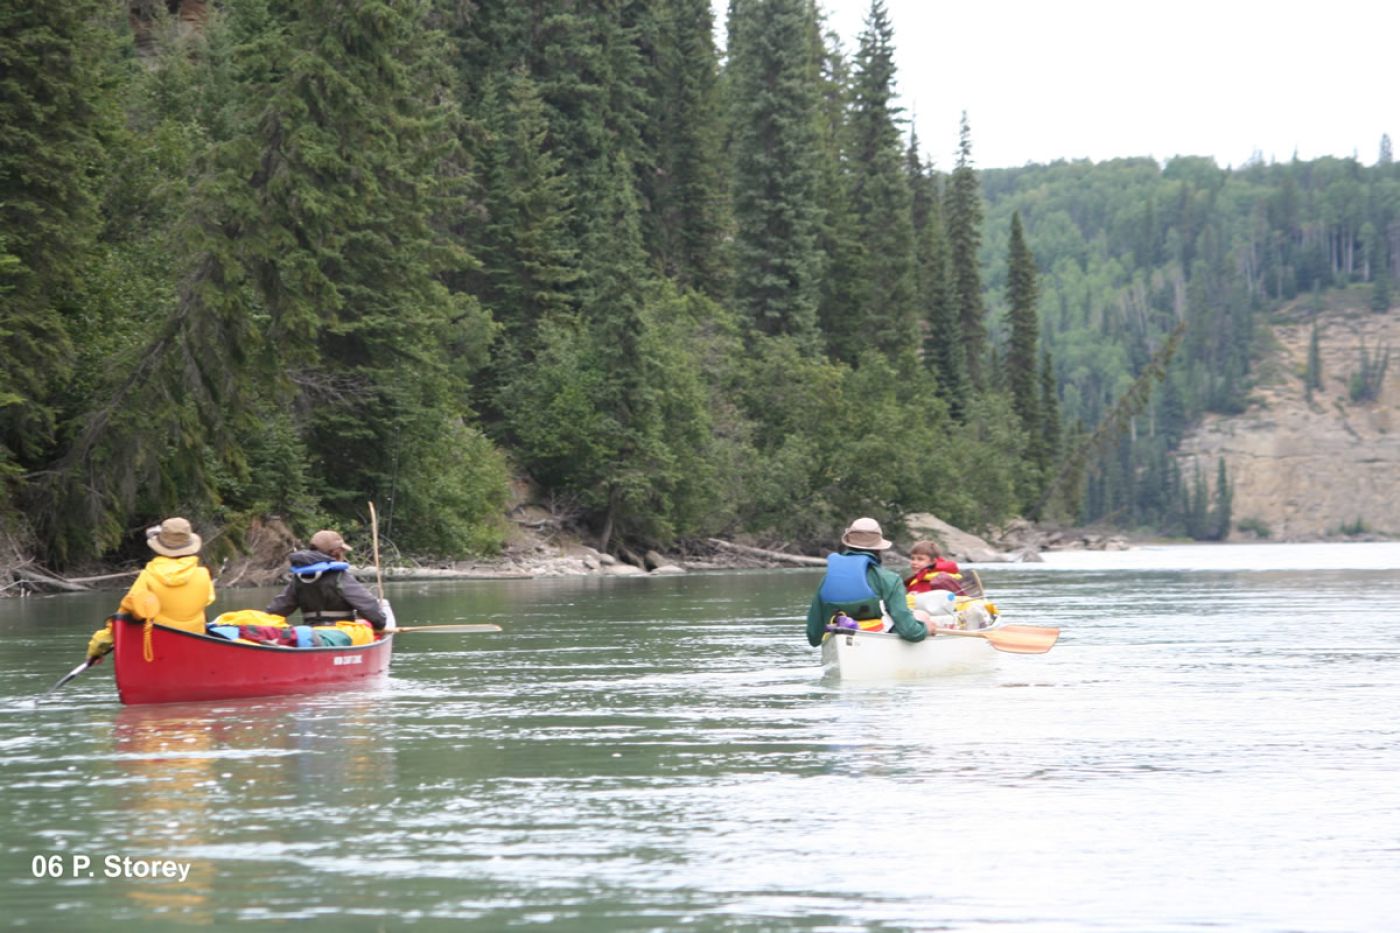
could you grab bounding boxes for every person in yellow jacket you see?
[86,517,216,661]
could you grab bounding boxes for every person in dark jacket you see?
[805,517,934,647]
[266,530,391,630]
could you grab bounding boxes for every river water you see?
[2,541,1398,931]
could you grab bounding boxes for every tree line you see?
[2,1,1392,568]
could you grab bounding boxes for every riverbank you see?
[213,513,1146,588]
[9,509,1370,597]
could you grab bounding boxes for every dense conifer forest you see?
[1,1,1395,568]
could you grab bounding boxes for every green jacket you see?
[805,549,927,646]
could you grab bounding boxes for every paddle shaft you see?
[368,501,384,601]
[36,595,162,703]
[390,624,502,634]
[40,658,99,700]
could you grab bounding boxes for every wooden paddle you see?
[368,500,385,601]
[390,624,503,634]
[933,623,1060,654]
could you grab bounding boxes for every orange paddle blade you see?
[981,624,1059,654]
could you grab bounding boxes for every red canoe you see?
[111,617,393,705]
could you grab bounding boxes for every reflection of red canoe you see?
[111,617,393,705]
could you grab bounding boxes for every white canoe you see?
[820,627,999,680]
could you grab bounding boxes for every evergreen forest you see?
[2,1,1396,569]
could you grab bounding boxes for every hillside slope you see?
[1176,299,1398,539]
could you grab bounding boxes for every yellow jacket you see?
[120,555,216,633]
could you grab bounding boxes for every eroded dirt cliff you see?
[1177,298,1398,539]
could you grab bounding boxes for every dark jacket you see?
[805,549,926,646]
[266,549,387,629]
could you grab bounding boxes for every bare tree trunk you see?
[705,539,827,566]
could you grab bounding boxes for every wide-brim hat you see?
[147,517,201,557]
[841,516,892,551]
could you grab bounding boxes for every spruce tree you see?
[493,3,726,553]
[0,3,124,477]
[844,0,917,362]
[638,0,729,298]
[473,69,580,349]
[1038,348,1061,477]
[813,26,865,363]
[50,0,503,556]
[944,112,987,387]
[908,135,967,416]
[1211,456,1232,541]
[1005,212,1040,433]
[1304,320,1323,399]
[727,0,825,349]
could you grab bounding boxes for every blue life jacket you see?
[817,553,883,621]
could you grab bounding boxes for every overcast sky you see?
[714,0,1395,171]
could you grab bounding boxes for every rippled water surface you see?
[3,542,1399,930]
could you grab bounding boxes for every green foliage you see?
[0,2,125,470]
[387,420,510,556]
[727,0,825,350]
[1304,321,1323,399]
[20,2,1400,568]
[907,137,967,416]
[1347,340,1390,403]
[1338,517,1369,536]
[843,0,917,362]
[1236,516,1272,539]
[471,69,580,346]
[945,113,987,387]
[636,0,729,298]
[1005,213,1040,434]
[500,285,732,550]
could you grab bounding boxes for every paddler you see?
[805,516,935,646]
[86,517,217,663]
[265,529,393,631]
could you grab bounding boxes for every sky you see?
[713,0,1396,171]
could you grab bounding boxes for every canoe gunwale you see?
[128,623,393,653]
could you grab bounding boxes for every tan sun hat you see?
[146,517,202,557]
[841,516,892,551]
[309,530,350,555]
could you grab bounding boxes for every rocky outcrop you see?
[990,518,1129,557]
[1176,303,1399,540]
[903,513,1019,562]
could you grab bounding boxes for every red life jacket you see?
[905,560,962,594]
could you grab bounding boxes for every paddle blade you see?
[39,658,97,701]
[392,624,502,634]
[982,624,1059,654]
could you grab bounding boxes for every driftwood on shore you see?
[8,566,92,593]
[705,538,827,567]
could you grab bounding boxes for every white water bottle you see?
[913,590,956,617]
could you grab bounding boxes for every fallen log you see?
[706,538,827,567]
[14,567,89,592]
[65,570,140,585]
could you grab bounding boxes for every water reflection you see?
[110,706,218,921]
[100,693,396,923]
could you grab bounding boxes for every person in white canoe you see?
[804,517,938,647]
